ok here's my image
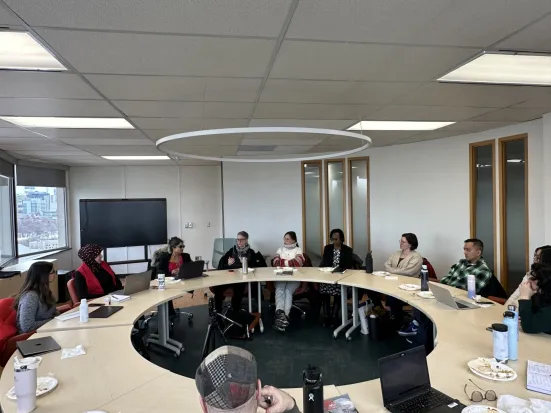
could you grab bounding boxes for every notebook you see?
[527,360,551,396]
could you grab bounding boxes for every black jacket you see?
[218,247,266,270]
[157,252,192,275]
[320,244,355,269]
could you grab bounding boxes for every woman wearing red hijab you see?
[74,244,122,300]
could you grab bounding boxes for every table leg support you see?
[345,286,360,340]
[257,281,264,333]
[147,302,183,357]
[333,285,352,338]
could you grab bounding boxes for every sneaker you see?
[273,310,286,332]
[398,320,419,337]
[281,313,290,327]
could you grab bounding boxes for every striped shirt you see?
[440,258,492,293]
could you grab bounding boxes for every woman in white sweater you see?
[272,231,307,332]
[384,233,423,276]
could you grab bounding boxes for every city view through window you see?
[16,186,67,255]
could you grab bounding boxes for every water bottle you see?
[79,299,89,323]
[503,310,518,360]
[467,274,476,299]
[13,357,38,413]
[508,304,519,342]
[158,272,166,290]
[420,265,429,291]
[492,323,508,363]
[364,251,373,273]
[303,365,323,413]
[241,256,248,274]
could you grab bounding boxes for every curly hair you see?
[529,265,551,310]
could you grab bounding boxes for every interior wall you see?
[222,162,303,260]
[68,165,222,272]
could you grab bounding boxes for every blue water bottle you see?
[503,310,518,361]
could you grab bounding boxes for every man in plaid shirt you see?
[441,238,492,293]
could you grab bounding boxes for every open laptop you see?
[429,282,479,310]
[177,260,206,280]
[379,346,465,413]
[17,336,61,357]
[112,270,152,296]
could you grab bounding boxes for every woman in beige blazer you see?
[384,233,423,277]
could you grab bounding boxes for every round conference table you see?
[1,267,550,413]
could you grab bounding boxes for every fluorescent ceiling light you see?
[348,121,454,131]
[0,116,134,129]
[0,32,66,71]
[102,156,170,160]
[439,52,551,86]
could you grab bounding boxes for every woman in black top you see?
[74,244,122,300]
[319,229,354,326]
[156,237,192,277]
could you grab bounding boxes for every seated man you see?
[440,238,492,293]
[213,231,264,313]
[196,345,300,413]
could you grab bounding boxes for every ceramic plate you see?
[467,358,517,382]
[399,283,421,291]
[416,291,435,299]
[372,271,389,276]
[7,376,58,399]
[462,406,506,413]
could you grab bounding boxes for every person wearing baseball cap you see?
[196,345,301,413]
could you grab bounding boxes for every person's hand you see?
[171,268,179,275]
[228,257,235,265]
[258,386,295,413]
[519,280,535,300]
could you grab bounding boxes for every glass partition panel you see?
[325,160,345,240]
[0,175,15,265]
[302,162,322,264]
[349,158,370,255]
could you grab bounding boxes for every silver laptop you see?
[112,270,152,296]
[429,282,479,310]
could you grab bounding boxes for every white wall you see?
[68,165,222,271]
[223,162,303,259]
[221,119,546,278]
[543,113,551,244]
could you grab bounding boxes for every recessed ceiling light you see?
[439,52,551,86]
[348,121,454,131]
[0,32,66,71]
[0,117,134,129]
[102,156,170,160]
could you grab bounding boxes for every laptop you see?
[17,336,61,357]
[89,305,123,318]
[112,270,152,296]
[429,282,479,310]
[379,346,465,413]
[177,260,206,280]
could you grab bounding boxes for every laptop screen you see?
[379,346,431,406]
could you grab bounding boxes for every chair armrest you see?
[487,296,506,305]
[0,331,35,367]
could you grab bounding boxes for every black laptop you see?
[17,336,61,357]
[177,260,206,280]
[379,346,466,413]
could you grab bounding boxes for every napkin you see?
[61,344,86,359]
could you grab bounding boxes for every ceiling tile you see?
[76,145,166,156]
[86,75,262,102]
[270,41,479,81]
[0,128,43,138]
[406,121,518,140]
[134,118,248,130]
[0,137,51,144]
[241,136,326,146]
[13,148,91,155]
[37,29,276,77]
[0,98,119,117]
[249,119,355,129]
[496,14,551,52]
[363,130,420,142]
[467,107,548,122]
[260,79,421,104]
[159,135,243,146]
[0,72,101,99]
[113,101,254,119]
[510,92,551,109]
[177,159,221,166]
[58,138,154,146]
[6,0,292,37]
[253,103,380,120]
[393,82,551,107]
[286,0,551,47]
[272,145,316,154]
[174,146,239,157]
[0,5,22,25]
[366,105,496,121]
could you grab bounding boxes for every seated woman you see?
[14,261,58,333]
[214,231,263,313]
[75,244,122,300]
[384,233,423,276]
[518,265,551,334]
[319,229,354,327]
[506,245,551,308]
[157,236,192,277]
[272,231,307,332]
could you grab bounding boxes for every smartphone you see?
[476,300,495,305]
[89,303,105,307]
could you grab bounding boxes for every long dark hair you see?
[529,265,551,310]
[14,261,56,309]
[168,236,184,253]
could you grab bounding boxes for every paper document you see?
[55,311,80,321]
[111,294,130,302]
[527,360,551,396]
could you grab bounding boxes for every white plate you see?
[165,276,175,282]
[399,283,421,291]
[462,406,506,413]
[372,271,389,277]
[416,291,435,299]
[467,358,517,382]
[7,376,58,399]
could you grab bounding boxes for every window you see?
[348,157,370,254]
[325,159,346,239]
[499,134,528,294]
[469,141,496,271]
[0,174,15,265]
[301,161,323,263]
